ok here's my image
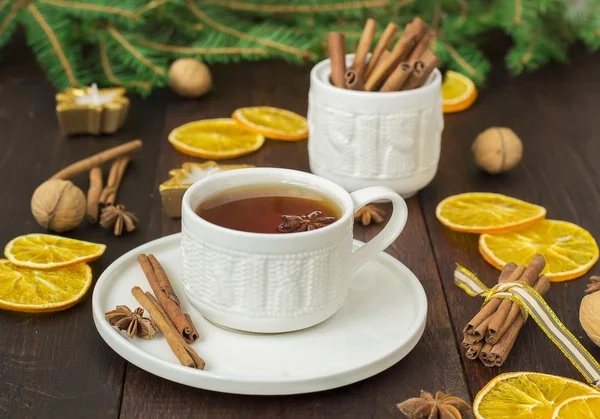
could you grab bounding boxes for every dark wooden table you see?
[1,32,599,418]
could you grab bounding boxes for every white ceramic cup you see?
[308,54,444,197]
[181,168,408,333]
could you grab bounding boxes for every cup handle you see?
[349,186,408,273]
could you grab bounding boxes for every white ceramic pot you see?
[181,168,408,333]
[308,54,444,197]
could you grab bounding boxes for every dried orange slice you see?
[232,106,308,140]
[5,233,106,269]
[473,372,600,419]
[442,70,478,113]
[479,219,599,282]
[436,193,546,234]
[551,394,600,418]
[169,118,265,159]
[0,259,92,312]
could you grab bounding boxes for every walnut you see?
[31,180,86,232]
[472,127,523,174]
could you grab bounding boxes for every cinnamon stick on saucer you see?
[402,50,440,90]
[328,32,347,88]
[351,18,377,80]
[132,286,204,369]
[138,254,199,343]
[345,69,365,90]
[365,23,398,79]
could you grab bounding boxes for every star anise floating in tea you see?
[105,305,158,339]
[278,211,336,233]
[397,390,470,419]
[354,204,385,226]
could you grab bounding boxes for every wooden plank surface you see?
[118,61,469,418]
[419,46,600,394]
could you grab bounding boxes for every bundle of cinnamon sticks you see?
[462,254,550,367]
[132,254,205,369]
[328,17,439,92]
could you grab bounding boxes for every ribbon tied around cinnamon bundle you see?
[455,262,600,389]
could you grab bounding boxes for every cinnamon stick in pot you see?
[345,69,365,90]
[364,19,422,91]
[379,62,412,92]
[365,23,398,79]
[138,254,199,343]
[328,32,347,88]
[407,29,433,63]
[351,18,377,80]
[402,50,440,90]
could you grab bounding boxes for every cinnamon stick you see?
[86,167,103,223]
[402,50,440,90]
[365,23,398,79]
[328,32,346,88]
[488,274,551,366]
[138,254,199,343]
[463,263,521,335]
[479,342,495,367]
[465,341,484,360]
[99,157,130,206]
[50,139,142,180]
[131,286,200,369]
[146,292,205,369]
[344,69,365,91]
[407,29,433,63]
[462,333,480,348]
[486,255,546,343]
[351,18,377,80]
[380,62,412,92]
[364,19,422,91]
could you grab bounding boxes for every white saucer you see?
[92,233,427,395]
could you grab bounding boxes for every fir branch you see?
[105,24,166,77]
[0,0,18,46]
[443,40,487,83]
[514,0,522,24]
[21,4,81,88]
[136,0,172,16]
[186,1,312,60]
[134,37,267,56]
[99,38,152,93]
[38,0,142,20]
[201,0,387,13]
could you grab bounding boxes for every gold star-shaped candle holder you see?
[56,84,129,135]
[159,161,254,217]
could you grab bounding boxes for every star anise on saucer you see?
[354,204,385,226]
[105,305,158,339]
[100,204,138,236]
[278,211,336,233]
[586,276,600,294]
[397,390,470,419]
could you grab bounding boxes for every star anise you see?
[278,211,336,233]
[100,204,138,236]
[397,390,470,419]
[354,204,385,226]
[586,276,600,294]
[105,305,158,339]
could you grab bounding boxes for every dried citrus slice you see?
[442,70,478,113]
[479,219,599,282]
[5,233,106,269]
[169,118,265,159]
[473,372,600,419]
[551,394,600,418]
[232,106,308,140]
[436,193,546,234]
[0,259,92,312]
